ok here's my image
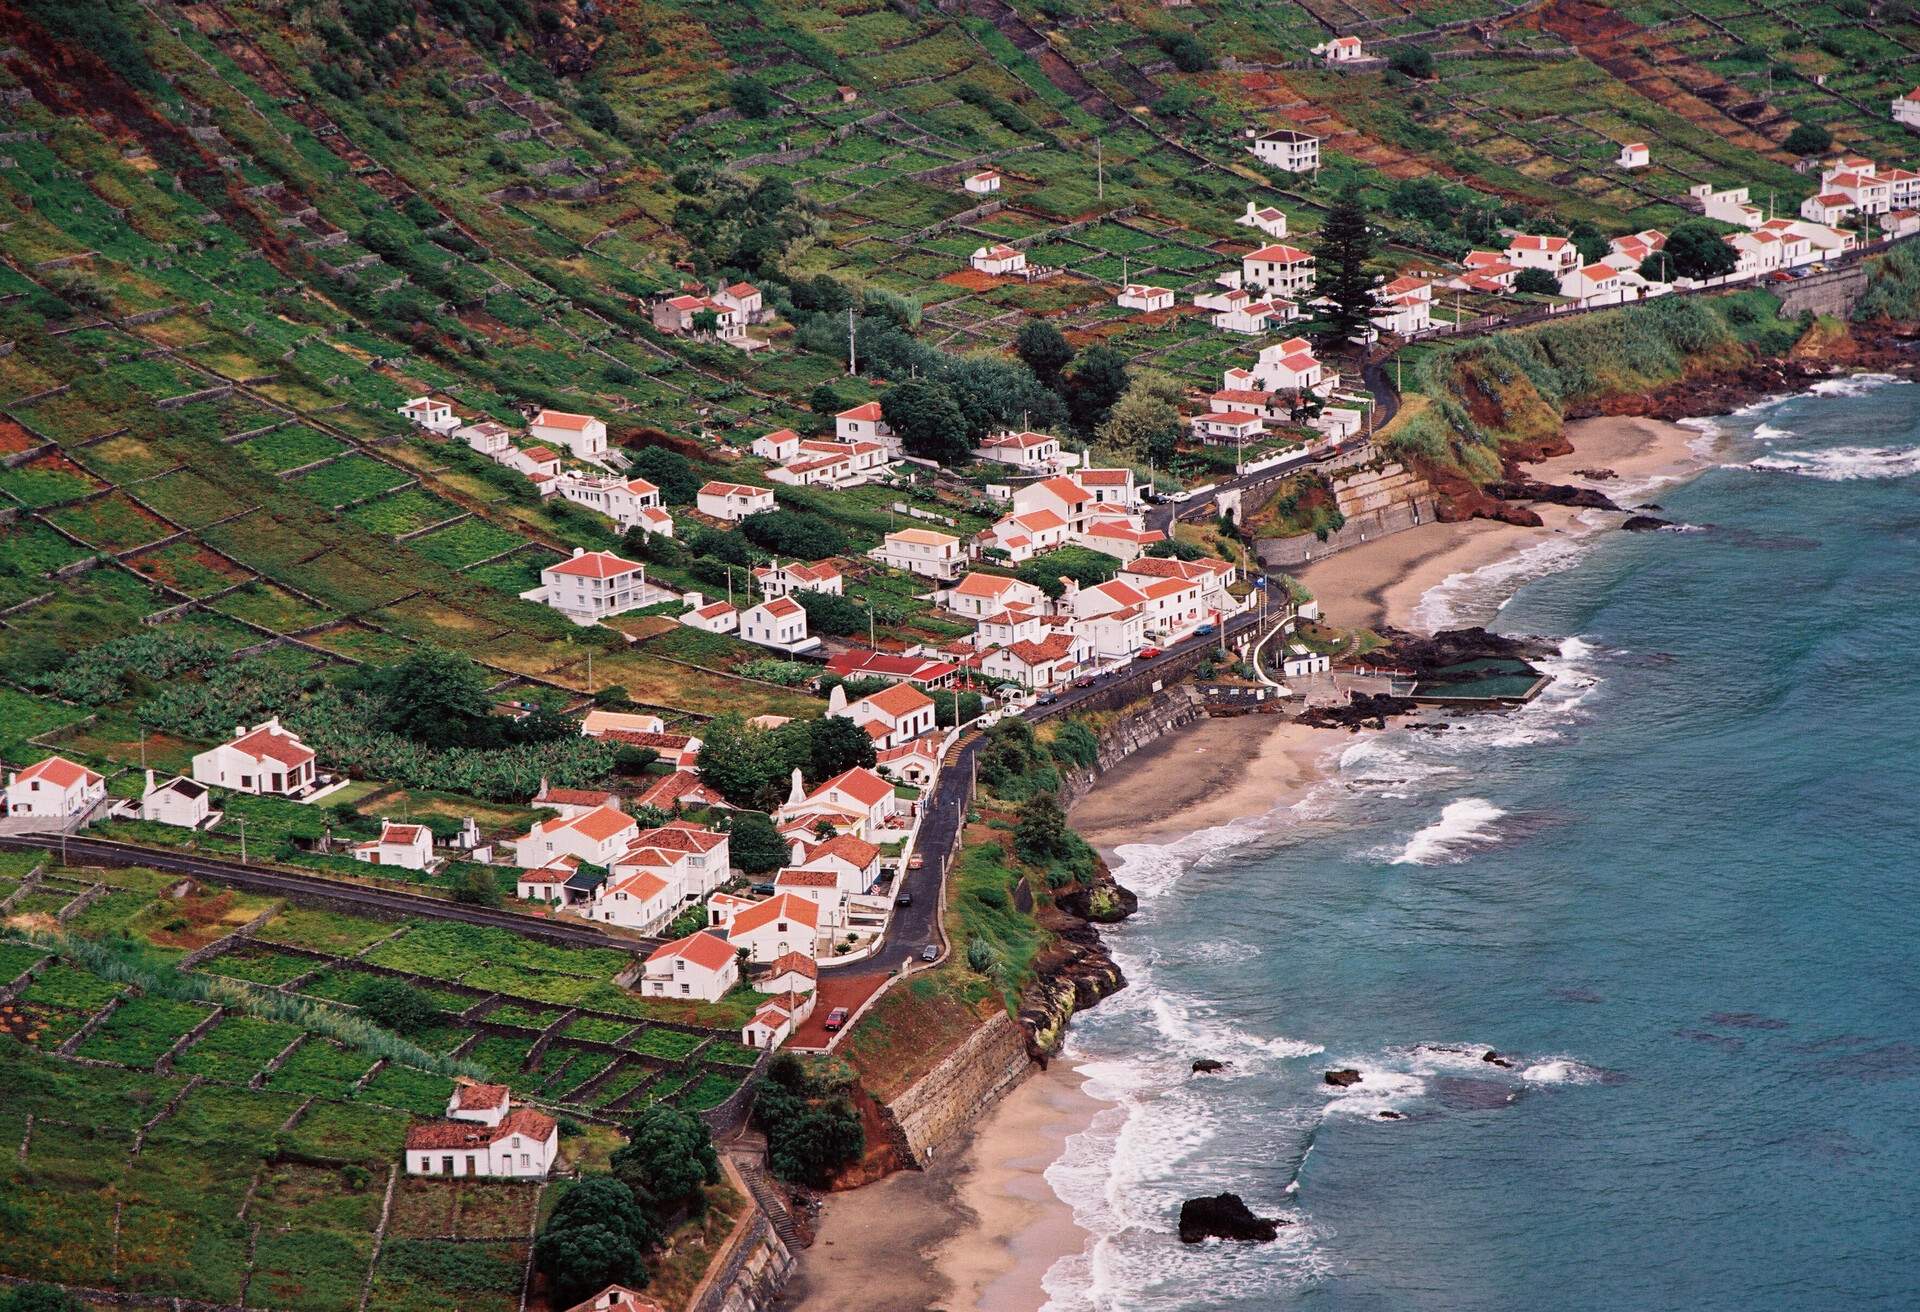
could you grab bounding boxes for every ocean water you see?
[1043,377,1920,1311]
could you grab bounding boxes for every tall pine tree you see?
[1312,186,1382,350]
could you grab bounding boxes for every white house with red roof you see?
[531,781,623,819]
[536,549,657,624]
[6,755,105,821]
[590,862,680,932]
[753,559,843,599]
[872,527,968,581]
[777,766,900,834]
[1210,291,1297,335]
[405,1084,556,1178]
[555,473,667,535]
[634,770,730,813]
[1447,250,1522,294]
[1072,602,1150,663]
[500,444,562,480]
[529,409,608,461]
[825,649,959,689]
[1688,184,1763,229]
[718,892,821,962]
[1011,475,1096,533]
[580,710,664,740]
[1117,284,1175,313]
[679,594,739,634]
[1558,262,1626,307]
[766,437,891,488]
[964,169,1002,195]
[640,930,739,1001]
[1192,409,1265,445]
[835,401,896,449]
[713,281,765,322]
[1617,142,1650,170]
[982,508,1068,562]
[566,1285,673,1312]
[515,854,579,905]
[1242,243,1316,297]
[773,868,849,929]
[973,429,1062,472]
[1727,230,1787,280]
[456,419,513,456]
[841,681,937,750]
[1249,337,1331,396]
[1820,160,1892,213]
[752,428,804,463]
[1074,515,1166,563]
[970,244,1027,276]
[1605,230,1668,275]
[1799,192,1856,226]
[981,632,1092,689]
[351,820,436,871]
[1755,220,1815,268]
[1504,233,1580,273]
[1319,34,1365,63]
[740,596,818,654]
[876,736,942,787]
[397,396,458,434]
[744,990,815,1049]
[191,719,317,798]
[1372,275,1433,336]
[756,952,819,996]
[1895,87,1920,129]
[652,293,744,341]
[946,571,1047,620]
[696,480,775,522]
[1236,200,1289,238]
[1121,556,1240,617]
[790,833,884,893]
[512,804,638,869]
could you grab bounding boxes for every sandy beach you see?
[1296,414,1703,633]
[1069,714,1345,858]
[788,1063,1104,1312]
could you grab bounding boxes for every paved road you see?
[0,833,663,955]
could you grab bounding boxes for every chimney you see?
[827,684,847,716]
[144,768,156,794]
[572,547,585,557]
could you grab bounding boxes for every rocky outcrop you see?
[1377,625,1555,671]
[1055,856,1139,923]
[1193,1058,1228,1074]
[1324,1068,1364,1087]
[1018,897,1127,1061]
[1485,477,1620,512]
[1178,1193,1286,1243]
[1620,514,1674,531]
[1299,691,1417,730]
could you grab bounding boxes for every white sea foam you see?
[1521,1058,1604,1085]
[1750,421,1793,442]
[1806,372,1901,398]
[1320,1067,1427,1116]
[1388,797,1507,865]
[1411,534,1594,634]
[1749,444,1920,482]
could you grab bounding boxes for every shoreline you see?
[1295,413,1706,633]
[794,410,1719,1309]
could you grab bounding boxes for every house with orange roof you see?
[633,769,730,814]
[1559,261,1626,307]
[719,892,821,962]
[1192,409,1266,446]
[981,508,1069,562]
[776,765,901,834]
[640,930,739,1000]
[835,401,897,450]
[6,755,106,821]
[840,680,937,751]
[773,867,849,928]
[787,832,884,893]
[945,571,1047,621]
[535,549,659,624]
[871,527,968,581]
[970,243,1027,276]
[500,443,563,480]
[1504,233,1581,273]
[1372,275,1433,337]
[696,480,775,522]
[743,989,815,1050]
[740,596,818,654]
[554,473,669,536]
[1249,337,1331,396]
[1117,284,1175,313]
[456,419,513,457]
[1236,200,1289,238]
[512,803,639,869]
[588,861,680,933]
[404,1084,557,1178]
[1072,602,1151,663]
[875,735,942,787]
[1011,475,1097,533]
[580,710,665,739]
[515,854,579,904]
[528,408,608,461]
[963,168,1001,195]
[531,780,623,818]
[973,428,1063,472]
[1074,517,1167,563]
[679,593,739,634]
[752,428,804,463]
[350,820,436,871]
[753,559,844,599]
[981,631,1092,689]
[1242,242,1316,296]
[1617,142,1650,170]
[191,718,318,798]
[566,1285,672,1312]
[397,395,458,434]
[756,952,819,996]
[713,281,765,322]
[1319,34,1365,63]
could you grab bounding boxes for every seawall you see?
[884,1011,1036,1163]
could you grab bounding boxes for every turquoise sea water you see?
[1043,376,1920,1310]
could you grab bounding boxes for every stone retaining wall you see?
[884,1011,1035,1163]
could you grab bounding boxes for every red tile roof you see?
[534,410,594,431]
[405,1106,556,1150]
[647,930,737,972]
[548,551,643,580]
[453,1081,510,1110]
[15,755,103,789]
[230,725,314,768]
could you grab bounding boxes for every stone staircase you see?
[730,1142,805,1249]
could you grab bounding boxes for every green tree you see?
[933,690,985,728]
[1664,221,1740,281]
[741,509,848,560]
[548,1175,659,1252]
[0,1286,84,1312]
[450,865,503,908]
[352,978,439,1034]
[729,77,774,117]
[794,589,869,637]
[1388,45,1434,78]
[807,715,878,782]
[1014,318,1074,386]
[361,646,495,749]
[727,810,790,875]
[1569,220,1610,266]
[627,447,702,504]
[695,714,783,808]
[1311,186,1383,348]
[1513,267,1560,295]
[1066,345,1131,432]
[1015,793,1071,864]
[533,1223,642,1308]
[881,379,972,465]
[1784,122,1832,156]
[612,1105,722,1221]
[1157,31,1212,72]
[1099,370,1185,467]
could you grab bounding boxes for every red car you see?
[824,1007,849,1032]
[1139,646,1163,660]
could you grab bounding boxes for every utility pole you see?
[237,817,247,866]
[1097,139,1104,201]
[586,648,592,694]
[847,305,856,376]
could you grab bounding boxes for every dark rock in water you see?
[1482,1050,1515,1069]
[1377,1110,1405,1120]
[1675,1028,1745,1051]
[1487,477,1621,511]
[1708,1012,1789,1031]
[1192,1059,1228,1074]
[1324,1068,1363,1088]
[1640,503,1664,512]
[1571,467,1617,481]
[1178,1193,1285,1244]
[1299,692,1417,731]
[1620,514,1674,532]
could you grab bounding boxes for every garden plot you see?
[345,487,463,537]
[293,453,414,508]
[0,451,107,508]
[128,539,254,597]
[238,424,348,474]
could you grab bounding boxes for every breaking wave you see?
[1387,798,1508,866]
[1748,445,1920,482]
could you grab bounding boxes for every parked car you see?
[898,891,913,907]
[1037,690,1058,704]
[824,1007,849,1032]
[909,853,924,870]
[921,944,939,962]
[1139,645,1163,660]
[750,882,775,896]
[1194,623,1216,637]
